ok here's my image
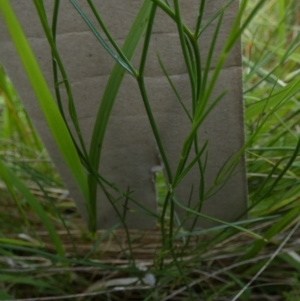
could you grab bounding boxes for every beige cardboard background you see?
[0,0,247,229]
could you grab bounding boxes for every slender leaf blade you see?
[0,1,89,205]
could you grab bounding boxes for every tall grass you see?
[0,0,300,300]
[1,0,262,235]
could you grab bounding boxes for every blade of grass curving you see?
[255,137,300,202]
[0,160,64,258]
[69,0,134,75]
[258,191,300,216]
[137,3,178,262]
[242,206,300,261]
[137,3,173,184]
[88,0,152,218]
[172,195,266,241]
[152,0,180,253]
[0,0,91,228]
[34,0,90,160]
[176,215,280,238]
[48,0,92,168]
[87,0,137,77]
[245,78,300,120]
[50,0,70,144]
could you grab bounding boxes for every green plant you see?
[0,0,300,300]
[0,0,265,235]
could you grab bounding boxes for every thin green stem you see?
[69,0,134,76]
[87,1,152,227]
[34,0,89,160]
[194,0,206,38]
[137,3,173,184]
[173,0,196,113]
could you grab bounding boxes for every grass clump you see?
[0,0,299,300]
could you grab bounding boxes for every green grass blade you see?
[245,78,300,120]
[88,0,152,214]
[33,0,90,162]
[172,196,266,241]
[242,207,300,261]
[0,0,90,222]
[0,160,64,257]
[87,0,137,76]
[69,0,134,75]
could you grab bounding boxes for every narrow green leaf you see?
[172,196,266,241]
[0,275,51,289]
[245,78,300,120]
[0,1,89,212]
[242,207,300,261]
[88,0,152,214]
[69,0,134,75]
[0,238,42,248]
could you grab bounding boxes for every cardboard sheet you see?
[0,0,247,229]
